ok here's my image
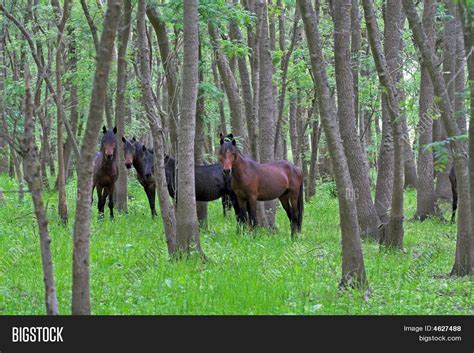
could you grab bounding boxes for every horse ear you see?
[132,136,137,142]
[228,133,234,139]
[121,136,126,143]
[102,126,107,134]
[142,145,147,151]
[113,126,117,134]
[232,139,236,146]
[219,132,224,139]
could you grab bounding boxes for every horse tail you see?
[297,181,304,231]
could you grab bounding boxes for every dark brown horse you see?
[122,136,158,217]
[92,126,119,219]
[217,134,304,238]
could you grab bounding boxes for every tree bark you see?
[457,1,474,272]
[208,23,249,153]
[333,0,382,239]
[195,39,208,225]
[299,0,368,289]
[363,0,404,249]
[115,0,132,213]
[137,0,176,256]
[147,4,179,154]
[256,0,278,228]
[175,0,203,257]
[72,0,122,315]
[414,0,437,220]
[54,0,71,224]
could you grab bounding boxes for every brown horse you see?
[217,134,304,238]
[92,126,119,219]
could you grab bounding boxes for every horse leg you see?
[451,185,457,224]
[279,192,294,237]
[289,189,300,238]
[236,197,248,225]
[146,186,157,218]
[97,186,105,218]
[229,192,241,219]
[108,186,115,219]
[247,196,258,228]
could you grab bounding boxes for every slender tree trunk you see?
[22,68,59,315]
[64,31,79,180]
[415,0,437,220]
[229,11,254,154]
[299,0,368,289]
[363,0,404,249]
[307,100,321,199]
[403,0,471,275]
[457,1,474,271]
[435,0,457,200]
[257,0,278,228]
[0,27,7,174]
[208,23,249,153]
[333,0,382,239]
[147,4,179,154]
[72,0,122,315]
[54,0,71,224]
[211,58,227,135]
[174,0,203,257]
[195,39,208,225]
[137,0,176,256]
[115,0,132,213]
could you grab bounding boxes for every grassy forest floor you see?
[0,173,472,315]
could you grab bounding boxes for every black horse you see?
[92,126,119,219]
[122,136,238,217]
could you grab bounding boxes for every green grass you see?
[0,173,472,315]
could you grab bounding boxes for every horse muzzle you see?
[125,163,132,169]
[223,168,232,176]
[105,154,114,161]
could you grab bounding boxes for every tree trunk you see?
[54,0,71,224]
[22,68,59,315]
[147,4,179,154]
[175,0,203,257]
[208,23,249,153]
[299,0,368,289]
[229,11,255,157]
[115,0,132,213]
[0,27,7,174]
[72,0,122,315]
[435,0,458,200]
[415,0,437,220]
[211,58,227,135]
[333,0,382,239]
[457,1,474,272]
[137,0,176,256]
[307,100,321,199]
[363,0,404,249]
[195,39,208,225]
[403,0,471,275]
[257,0,278,228]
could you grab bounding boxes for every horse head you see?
[101,126,117,162]
[218,133,237,176]
[121,135,137,169]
